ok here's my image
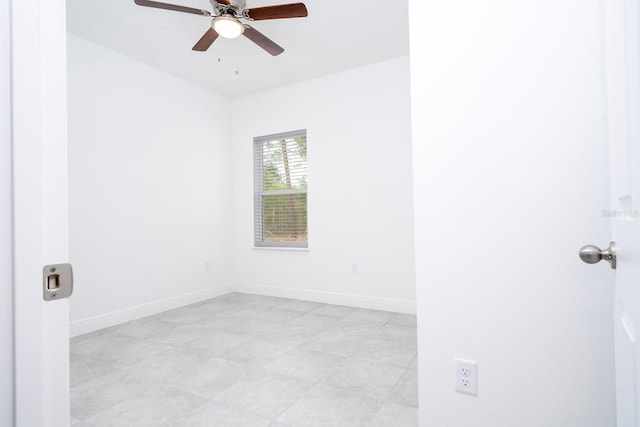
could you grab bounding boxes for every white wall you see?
[410,0,615,425]
[230,57,416,312]
[67,34,233,333]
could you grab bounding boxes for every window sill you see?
[252,246,309,252]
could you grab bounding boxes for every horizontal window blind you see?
[254,130,308,248]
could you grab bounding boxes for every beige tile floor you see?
[70,293,419,426]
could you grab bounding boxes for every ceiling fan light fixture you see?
[213,16,244,39]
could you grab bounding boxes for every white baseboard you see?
[70,282,416,337]
[232,283,417,314]
[69,283,233,337]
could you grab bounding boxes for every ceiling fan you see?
[134,0,308,56]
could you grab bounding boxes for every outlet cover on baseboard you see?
[455,358,477,395]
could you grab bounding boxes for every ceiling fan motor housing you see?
[211,0,246,15]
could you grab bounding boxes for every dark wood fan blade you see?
[192,28,219,51]
[243,25,284,56]
[244,3,307,20]
[215,0,230,4]
[134,0,211,16]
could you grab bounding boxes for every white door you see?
[10,0,70,425]
[604,0,640,425]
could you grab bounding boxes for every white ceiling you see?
[67,0,410,97]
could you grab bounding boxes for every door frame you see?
[10,0,70,425]
[1,0,14,424]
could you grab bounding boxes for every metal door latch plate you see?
[43,263,73,301]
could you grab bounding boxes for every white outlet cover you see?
[455,358,477,395]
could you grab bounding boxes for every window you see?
[254,130,308,248]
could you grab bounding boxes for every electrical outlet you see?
[455,358,477,395]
